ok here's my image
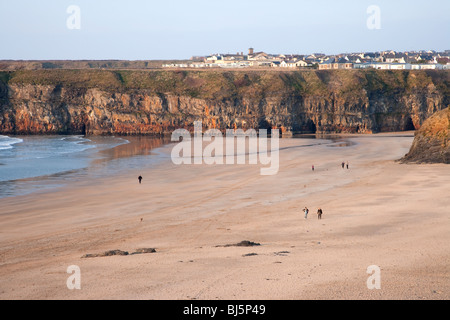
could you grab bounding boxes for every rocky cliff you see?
[0,69,448,135]
[401,107,450,164]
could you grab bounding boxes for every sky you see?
[0,0,449,60]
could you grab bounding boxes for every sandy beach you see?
[0,132,449,300]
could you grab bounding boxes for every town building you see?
[318,57,353,70]
[163,49,449,70]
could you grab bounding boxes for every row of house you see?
[202,50,316,68]
[353,62,449,70]
[163,48,450,70]
[319,58,449,70]
[314,50,449,70]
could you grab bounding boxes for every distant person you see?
[346,162,349,169]
[138,175,143,184]
[303,207,309,219]
[342,162,345,169]
[317,208,323,220]
[312,165,315,171]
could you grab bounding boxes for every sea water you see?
[0,135,170,199]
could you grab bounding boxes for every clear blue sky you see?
[0,0,448,60]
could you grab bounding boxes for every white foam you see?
[0,135,23,150]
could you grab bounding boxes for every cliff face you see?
[402,107,450,164]
[0,69,448,135]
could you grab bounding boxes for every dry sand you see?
[0,133,449,300]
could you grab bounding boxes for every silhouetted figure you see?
[303,207,309,219]
[138,175,142,184]
[346,162,349,169]
[341,162,345,169]
[312,165,315,171]
[317,208,323,220]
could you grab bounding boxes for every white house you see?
[366,63,389,69]
[385,56,406,63]
[411,64,444,70]
[295,60,311,67]
[353,62,411,70]
[389,63,412,70]
[271,61,281,68]
[279,60,301,68]
[205,55,223,63]
[248,52,270,61]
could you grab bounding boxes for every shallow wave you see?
[114,137,130,144]
[0,135,130,188]
[60,135,89,142]
[0,135,158,198]
[0,135,24,150]
[52,135,95,154]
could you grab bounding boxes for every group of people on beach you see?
[303,207,323,220]
[306,161,350,217]
[312,161,349,171]
[138,172,325,220]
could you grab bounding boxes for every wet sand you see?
[0,132,449,300]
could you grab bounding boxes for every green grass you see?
[0,71,12,84]
[1,69,448,103]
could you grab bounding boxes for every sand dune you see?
[0,133,449,300]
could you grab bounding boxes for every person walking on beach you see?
[346,161,349,169]
[138,175,143,184]
[312,165,315,171]
[317,208,323,220]
[341,161,345,169]
[303,207,309,219]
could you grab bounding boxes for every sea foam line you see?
[0,135,24,150]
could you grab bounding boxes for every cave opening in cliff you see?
[404,117,415,131]
[306,119,317,134]
[258,119,272,134]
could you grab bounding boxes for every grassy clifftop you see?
[1,69,448,102]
